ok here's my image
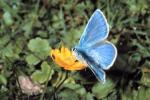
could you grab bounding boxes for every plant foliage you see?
[0,0,150,99]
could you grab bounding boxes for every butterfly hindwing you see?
[79,9,109,47]
[83,41,117,70]
[75,49,106,82]
[88,61,106,83]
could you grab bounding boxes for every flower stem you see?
[40,70,51,100]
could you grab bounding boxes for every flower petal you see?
[50,46,86,71]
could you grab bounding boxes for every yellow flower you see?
[50,46,86,71]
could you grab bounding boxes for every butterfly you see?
[72,9,117,83]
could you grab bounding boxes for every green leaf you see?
[86,92,94,100]
[0,86,8,99]
[3,11,14,26]
[122,88,150,100]
[31,61,54,84]
[92,79,115,99]
[57,89,79,100]
[0,74,7,85]
[137,88,150,100]
[26,54,40,65]
[31,70,44,84]
[0,44,13,58]
[0,35,10,48]
[63,83,86,96]
[0,43,19,59]
[141,69,150,87]
[37,31,48,38]
[28,38,50,59]
[22,22,33,35]
[41,61,51,74]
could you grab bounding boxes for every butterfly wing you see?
[75,9,117,82]
[79,9,109,47]
[87,61,106,83]
[83,41,117,70]
[74,48,106,82]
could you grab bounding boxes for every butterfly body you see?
[73,9,117,83]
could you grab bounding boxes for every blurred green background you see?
[0,0,150,100]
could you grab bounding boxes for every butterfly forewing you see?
[79,9,109,47]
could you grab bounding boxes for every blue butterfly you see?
[73,9,117,83]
